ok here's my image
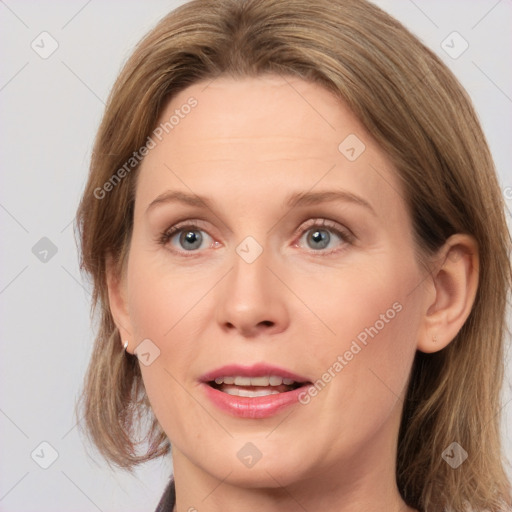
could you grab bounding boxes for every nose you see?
[216,245,290,338]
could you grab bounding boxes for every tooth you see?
[223,387,240,396]
[251,376,270,386]
[234,376,251,386]
[214,375,298,388]
[256,389,280,396]
[237,388,280,397]
[269,375,283,386]
[238,388,257,397]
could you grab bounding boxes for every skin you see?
[108,75,479,512]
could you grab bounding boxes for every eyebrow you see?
[146,189,376,215]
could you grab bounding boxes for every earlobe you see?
[417,234,479,354]
[105,253,133,351]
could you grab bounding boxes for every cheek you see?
[297,254,421,417]
[290,254,419,354]
[124,251,219,423]
[126,249,209,340]
[323,306,418,458]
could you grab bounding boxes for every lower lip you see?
[201,383,310,419]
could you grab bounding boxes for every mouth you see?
[208,375,305,397]
[200,364,312,418]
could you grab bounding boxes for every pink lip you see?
[200,363,312,419]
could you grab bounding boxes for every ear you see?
[417,234,479,354]
[106,253,134,353]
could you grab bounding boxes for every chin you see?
[191,436,315,489]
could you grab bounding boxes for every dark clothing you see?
[155,478,176,512]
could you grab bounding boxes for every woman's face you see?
[116,75,430,490]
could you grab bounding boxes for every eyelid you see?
[164,218,211,234]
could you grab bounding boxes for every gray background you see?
[0,1,510,510]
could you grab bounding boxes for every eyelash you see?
[157,218,355,257]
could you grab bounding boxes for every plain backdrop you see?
[1,1,511,511]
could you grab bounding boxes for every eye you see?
[159,222,217,254]
[295,219,353,254]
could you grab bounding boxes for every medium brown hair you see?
[76,0,512,510]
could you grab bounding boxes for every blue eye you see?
[177,229,204,250]
[160,224,214,252]
[305,228,332,249]
[299,224,347,252]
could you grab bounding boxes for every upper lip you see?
[200,363,311,384]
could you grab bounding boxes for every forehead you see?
[134,75,405,222]
[154,75,364,160]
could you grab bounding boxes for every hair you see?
[76,0,512,510]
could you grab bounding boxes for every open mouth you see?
[201,365,313,417]
[208,375,305,397]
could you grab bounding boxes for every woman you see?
[76,0,511,510]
